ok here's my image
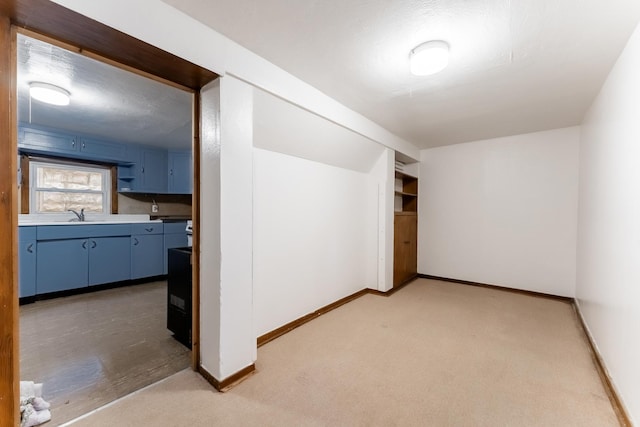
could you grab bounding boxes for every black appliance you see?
[167,247,192,349]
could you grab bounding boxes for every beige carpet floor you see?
[65,279,618,426]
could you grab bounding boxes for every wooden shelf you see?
[394,162,419,288]
[395,170,418,180]
[395,190,417,197]
[395,171,418,213]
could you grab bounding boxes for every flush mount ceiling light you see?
[29,82,71,106]
[410,40,450,76]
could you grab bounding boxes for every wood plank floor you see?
[19,281,191,426]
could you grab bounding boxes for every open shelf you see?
[394,170,418,213]
[394,190,417,197]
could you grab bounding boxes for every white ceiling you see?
[164,0,640,149]
[17,34,193,149]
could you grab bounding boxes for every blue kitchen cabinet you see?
[140,148,168,193]
[88,236,131,285]
[36,224,134,294]
[19,124,134,164]
[117,145,141,192]
[29,223,165,296]
[163,222,188,274]
[18,227,37,298]
[36,238,89,294]
[168,150,192,194]
[19,126,78,156]
[80,137,126,162]
[131,223,164,279]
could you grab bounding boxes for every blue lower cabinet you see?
[131,234,164,279]
[31,223,166,296]
[36,239,89,294]
[19,227,37,298]
[88,236,131,285]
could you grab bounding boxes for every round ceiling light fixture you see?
[409,40,450,76]
[29,82,71,106]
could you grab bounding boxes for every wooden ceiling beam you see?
[0,0,218,90]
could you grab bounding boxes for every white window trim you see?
[29,159,112,215]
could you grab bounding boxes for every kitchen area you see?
[16,32,195,425]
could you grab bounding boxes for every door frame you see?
[0,1,216,423]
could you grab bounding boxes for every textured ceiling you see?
[164,0,640,148]
[17,34,193,149]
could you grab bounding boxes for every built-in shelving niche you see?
[394,170,418,214]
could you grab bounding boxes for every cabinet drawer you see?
[131,222,163,235]
[163,221,187,234]
[37,224,132,240]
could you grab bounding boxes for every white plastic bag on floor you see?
[20,381,51,427]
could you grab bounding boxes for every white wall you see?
[199,76,255,380]
[199,79,222,377]
[577,21,640,423]
[253,148,376,336]
[370,148,395,292]
[418,127,580,297]
[253,88,384,173]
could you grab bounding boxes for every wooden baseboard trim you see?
[258,280,422,348]
[257,289,370,347]
[573,302,632,427]
[368,275,418,297]
[198,364,256,392]
[417,274,573,303]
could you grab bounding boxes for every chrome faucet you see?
[68,208,85,222]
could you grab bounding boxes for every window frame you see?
[28,157,112,215]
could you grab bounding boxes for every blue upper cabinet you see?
[168,150,192,194]
[19,124,125,163]
[80,137,126,162]
[19,126,78,155]
[19,124,192,195]
[140,148,168,193]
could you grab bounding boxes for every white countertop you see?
[18,214,160,226]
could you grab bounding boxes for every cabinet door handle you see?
[82,141,86,149]
[404,241,410,244]
[145,227,153,232]
[141,166,145,173]
[169,169,173,175]
[71,138,76,148]
[133,237,139,246]
[27,243,34,253]
[91,240,97,248]
[82,240,87,249]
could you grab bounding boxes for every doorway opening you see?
[12,27,208,426]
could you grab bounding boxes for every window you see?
[29,159,111,214]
